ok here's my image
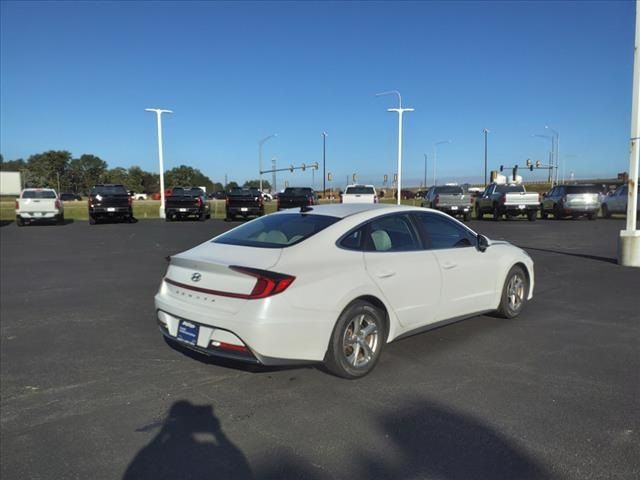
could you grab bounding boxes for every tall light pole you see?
[433,140,451,186]
[533,133,554,185]
[423,153,428,188]
[482,128,490,186]
[545,125,560,185]
[619,0,640,267]
[322,132,328,197]
[375,90,414,205]
[259,134,277,192]
[145,108,173,218]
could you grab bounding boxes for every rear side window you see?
[412,212,476,250]
[346,186,375,195]
[214,214,340,248]
[364,214,420,252]
[22,190,56,199]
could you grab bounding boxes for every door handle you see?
[376,271,396,278]
[442,262,457,270]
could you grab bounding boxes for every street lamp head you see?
[145,108,173,114]
[375,90,402,107]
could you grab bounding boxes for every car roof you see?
[275,203,417,219]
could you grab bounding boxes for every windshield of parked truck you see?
[22,190,56,199]
[434,186,463,195]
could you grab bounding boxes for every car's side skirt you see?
[391,310,495,342]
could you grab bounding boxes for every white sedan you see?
[155,204,534,378]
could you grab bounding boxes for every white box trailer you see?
[0,171,22,195]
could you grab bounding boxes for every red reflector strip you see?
[210,341,249,353]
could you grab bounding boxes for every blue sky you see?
[0,0,635,188]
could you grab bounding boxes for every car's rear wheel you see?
[325,300,386,379]
[16,216,24,227]
[475,206,483,220]
[553,205,563,219]
[463,212,471,222]
[497,266,528,319]
[492,204,501,221]
[527,210,537,222]
[602,204,611,219]
[56,214,65,225]
[540,206,548,219]
[89,216,97,225]
[587,213,596,221]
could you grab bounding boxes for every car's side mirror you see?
[477,234,489,252]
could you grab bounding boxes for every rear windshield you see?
[434,186,463,194]
[22,190,56,199]
[228,189,260,197]
[213,214,340,248]
[91,185,128,195]
[171,188,203,196]
[496,185,525,193]
[565,185,599,194]
[284,188,313,195]
[345,186,375,195]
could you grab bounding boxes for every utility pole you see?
[271,157,276,193]
[423,153,428,188]
[322,132,328,197]
[483,128,489,186]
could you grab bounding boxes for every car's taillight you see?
[229,266,295,299]
[225,197,229,207]
[15,200,19,210]
[434,194,440,206]
[197,196,203,207]
[55,199,61,209]
[374,195,378,203]
[128,196,133,207]
[308,196,314,205]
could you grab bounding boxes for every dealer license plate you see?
[107,207,116,212]
[451,206,458,210]
[518,205,525,209]
[241,207,248,212]
[179,208,187,212]
[177,320,199,345]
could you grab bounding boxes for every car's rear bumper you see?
[227,207,262,215]
[90,207,131,216]
[16,211,59,220]
[436,205,471,214]
[166,208,202,216]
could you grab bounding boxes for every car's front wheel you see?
[325,300,386,379]
[497,266,528,319]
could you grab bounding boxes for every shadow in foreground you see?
[124,397,554,480]
[522,246,617,264]
[124,401,252,480]
[0,220,13,227]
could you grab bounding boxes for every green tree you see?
[225,181,239,190]
[105,167,129,186]
[68,154,107,193]
[211,182,224,192]
[243,179,271,191]
[165,165,214,191]
[0,157,27,172]
[25,150,72,189]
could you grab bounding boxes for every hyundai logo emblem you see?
[191,272,202,282]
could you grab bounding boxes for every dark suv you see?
[88,184,133,224]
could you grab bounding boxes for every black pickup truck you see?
[165,187,210,222]
[276,187,317,211]
[225,188,264,221]
[88,184,133,224]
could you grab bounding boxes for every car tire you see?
[540,207,548,219]
[463,212,471,222]
[199,211,207,222]
[496,266,528,319]
[475,206,483,220]
[324,300,386,379]
[492,204,501,221]
[602,204,611,219]
[553,205,563,220]
[56,214,65,225]
[587,213,596,221]
[16,216,24,227]
[527,210,537,222]
[89,216,97,225]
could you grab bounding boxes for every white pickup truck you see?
[341,184,378,204]
[15,188,64,226]
[475,183,539,221]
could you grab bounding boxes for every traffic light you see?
[529,165,534,171]
[526,159,532,167]
[352,173,357,183]
[383,174,388,183]
[312,162,319,170]
[500,165,504,172]
[535,160,541,168]
[289,165,294,172]
[393,174,398,183]
[512,165,518,181]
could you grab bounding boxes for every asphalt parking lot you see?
[1,216,639,480]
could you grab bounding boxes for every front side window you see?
[364,214,420,252]
[214,213,340,248]
[412,212,476,250]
